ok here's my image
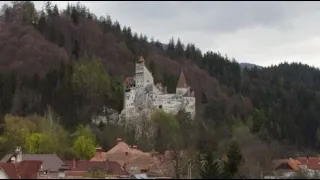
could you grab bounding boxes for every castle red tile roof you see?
[124,77,134,88]
[177,71,187,88]
[0,160,42,179]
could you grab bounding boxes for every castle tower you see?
[135,56,145,88]
[123,77,135,109]
[176,70,189,95]
[135,56,154,88]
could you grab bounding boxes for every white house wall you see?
[0,170,9,179]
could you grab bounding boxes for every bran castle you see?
[119,56,196,121]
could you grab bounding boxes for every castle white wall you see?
[152,85,164,95]
[183,97,196,117]
[135,63,144,88]
[143,66,154,86]
[135,62,154,89]
[124,89,136,109]
[121,61,196,119]
[152,94,178,113]
[176,87,189,96]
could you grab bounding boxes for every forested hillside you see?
[1,1,320,178]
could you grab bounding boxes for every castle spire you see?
[138,55,145,63]
[177,70,187,88]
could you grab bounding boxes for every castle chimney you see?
[138,56,145,63]
[117,138,122,144]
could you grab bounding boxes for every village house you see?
[0,140,174,179]
[270,158,301,178]
[266,157,320,179]
[296,157,320,177]
[0,147,68,179]
[63,160,129,179]
[0,160,42,179]
[90,138,172,178]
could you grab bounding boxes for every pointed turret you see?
[177,70,187,88]
[138,55,145,63]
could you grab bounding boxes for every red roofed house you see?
[90,147,108,162]
[272,158,302,178]
[0,160,43,179]
[269,157,320,178]
[1,147,69,178]
[64,159,129,179]
[296,157,320,177]
[90,138,172,178]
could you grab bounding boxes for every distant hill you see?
[239,62,263,69]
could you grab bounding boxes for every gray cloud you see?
[1,1,320,67]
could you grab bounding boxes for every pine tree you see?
[106,15,112,27]
[142,35,148,42]
[222,140,243,179]
[199,152,222,179]
[175,38,185,58]
[4,6,10,23]
[166,37,175,59]
[154,40,163,50]
[37,10,47,34]
[52,5,59,17]
[150,37,155,45]
[185,44,192,59]
[133,32,138,41]
[201,92,208,104]
[71,7,79,25]
[126,27,132,39]
[66,3,71,15]
[72,40,80,60]
[154,128,165,154]
[44,1,52,17]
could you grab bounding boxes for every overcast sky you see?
[2,1,320,67]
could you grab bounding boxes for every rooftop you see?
[1,153,66,172]
[90,138,170,177]
[0,160,42,179]
[177,70,187,88]
[64,160,129,176]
